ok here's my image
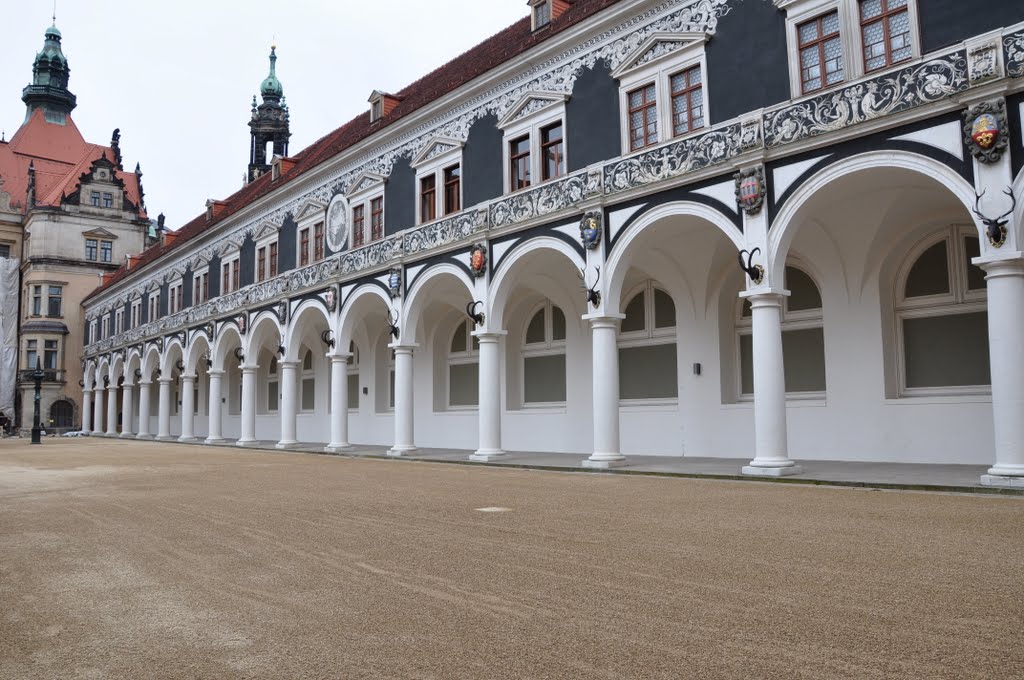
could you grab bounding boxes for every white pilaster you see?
[742,292,802,476]
[92,387,104,436]
[388,344,417,456]
[105,384,118,436]
[470,331,506,461]
[276,360,299,448]
[81,388,92,435]
[978,256,1024,486]
[136,380,152,438]
[237,365,258,446]
[582,315,627,469]
[205,371,224,443]
[156,377,173,440]
[178,374,196,442]
[120,382,134,437]
[325,354,352,452]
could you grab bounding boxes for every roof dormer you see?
[270,155,297,181]
[206,199,228,222]
[529,0,570,31]
[368,90,402,123]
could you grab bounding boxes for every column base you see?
[203,436,225,445]
[742,464,804,477]
[155,435,176,442]
[324,444,352,453]
[469,449,506,462]
[135,433,154,440]
[980,474,1024,488]
[275,440,299,450]
[235,439,260,447]
[581,455,628,469]
[387,446,418,457]
[119,432,135,439]
[178,436,198,443]
[104,432,118,438]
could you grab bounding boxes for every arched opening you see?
[50,399,74,429]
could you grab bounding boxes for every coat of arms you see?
[469,243,487,278]
[388,268,402,299]
[579,211,602,250]
[963,100,1008,163]
[734,167,766,216]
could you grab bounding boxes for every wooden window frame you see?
[370,197,384,242]
[627,83,658,151]
[859,0,912,72]
[443,165,461,216]
[540,123,564,181]
[798,11,843,94]
[420,175,437,224]
[352,205,366,248]
[669,65,704,136]
[269,242,278,277]
[509,135,531,191]
[314,222,325,262]
[299,228,310,267]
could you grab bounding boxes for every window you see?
[46,286,62,317]
[628,84,659,151]
[522,302,567,405]
[314,222,325,262]
[420,175,437,223]
[352,205,365,248]
[299,228,310,267]
[301,350,315,412]
[618,283,678,400]
[540,123,564,181]
[221,257,240,294]
[131,299,141,328]
[100,240,113,263]
[443,165,461,215]
[737,266,827,398]
[670,66,704,135]
[347,342,360,410]
[533,0,550,29]
[101,314,110,339]
[509,136,531,190]
[114,309,124,335]
[85,239,98,261]
[448,319,479,408]
[30,285,42,316]
[294,222,322,268]
[257,247,267,282]
[89,320,97,343]
[0,244,9,258]
[860,0,912,72]
[193,272,208,305]
[102,192,113,208]
[90,191,100,207]
[43,340,58,369]
[895,228,988,394]
[799,11,844,93]
[25,339,37,369]
[267,356,279,412]
[148,292,160,321]
[370,197,384,242]
[269,242,278,276]
[168,280,183,314]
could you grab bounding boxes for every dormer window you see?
[272,160,281,181]
[532,0,550,29]
[371,99,383,122]
[368,90,401,123]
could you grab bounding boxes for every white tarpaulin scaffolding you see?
[0,257,19,422]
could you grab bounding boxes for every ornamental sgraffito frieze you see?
[603,124,743,194]
[404,208,488,255]
[490,170,602,228]
[338,235,402,277]
[1005,30,1024,78]
[763,52,969,148]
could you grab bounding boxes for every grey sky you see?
[2,1,527,228]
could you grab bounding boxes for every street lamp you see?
[31,357,44,444]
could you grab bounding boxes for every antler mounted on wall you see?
[320,329,335,349]
[233,347,245,364]
[577,265,602,308]
[973,188,1016,248]
[387,309,400,341]
[737,248,764,285]
[466,301,485,327]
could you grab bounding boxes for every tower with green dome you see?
[248,45,291,183]
[22,22,77,124]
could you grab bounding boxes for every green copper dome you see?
[260,46,284,99]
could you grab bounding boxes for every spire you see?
[22,21,77,124]
[248,44,291,183]
[260,45,284,102]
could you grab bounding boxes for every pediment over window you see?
[188,254,209,271]
[497,92,569,129]
[346,171,387,197]
[145,280,160,292]
[611,32,710,79]
[164,267,184,283]
[82,227,117,239]
[253,221,280,242]
[295,199,326,222]
[410,137,464,168]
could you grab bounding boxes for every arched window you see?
[618,282,677,400]
[347,341,360,410]
[50,399,74,429]
[895,228,988,393]
[300,349,315,411]
[737,265,826,397]
[448,319,479,407]
[267,356,279,412]
[522,302,567,404]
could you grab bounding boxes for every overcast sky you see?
[1,1,528,228]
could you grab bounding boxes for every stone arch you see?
[185,334,212,374]
[403,264,476,343]
[338,285,393,347]
[488,237,585,329]
[212,325,243,371]
[285,299,332,362]
[245,312,284,361]
[161,337,185,374]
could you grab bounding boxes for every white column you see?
[742,292,802,476]
[583,315,626,468]
[470,331,506,461]
[237,365,258,446]
[105,384,118,435]
[205,370,224,443]
[120,382,135,437]
[156,377,173,440]
[81,388,93,434]
[979,258,1024,486]
[388,344,417,456]
[93,386,105,436]
[276,360,299,448]
[179,374,196,442]
[325,354,351,452]
[136,380,152,438]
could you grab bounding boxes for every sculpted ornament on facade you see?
[580,211,603,250]
[490,170,600,228]
[469,243,488,278]
[968,41,1000,84]
[388,268,402,299]
[1004,30,1024,78]
[963,100,1009,163]
[325,193,349,253]
[323,287,337,313]
[404,208,487,255]
[734,166,766,216]
[763,52,969,148]
[338,235,402,277]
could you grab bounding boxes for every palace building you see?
[80,0,1024,486]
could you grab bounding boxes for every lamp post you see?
[31,358,43,444]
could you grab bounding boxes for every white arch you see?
[245,312,284,362]
[488,236,585,329]
[96,358,110,386]
[338,284,392,346]
[185,334,212,374]
[284,300,331,362]
[403,263,476,343]
[161,337,185,374]
[768,151,979,284]
[212,325,243,371]
[110,354,125,381]
[604,200,743,313]
[83,360,96,390]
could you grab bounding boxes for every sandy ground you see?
[0,438,1021,680]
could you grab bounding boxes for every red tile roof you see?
[85,0,625,301]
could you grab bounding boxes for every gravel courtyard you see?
[0,438,1021,679]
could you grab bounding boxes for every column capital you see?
[180,373,197,382]
[158,377,174,385]
[738,288,790,304]
[138,379,152,386]
[240,364,260,373]
[207,370,225,377]
[583,313,625,329]
[328,353,353,363]
[389,342,419,353]
[471,329,507,341]
[278,360,300,369]
[975,252,1024,277]
[121,381,135,388]
[82,387,93,394]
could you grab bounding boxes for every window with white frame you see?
[301,349,316,412]
[498,95,567,193]
[130,298,141,329]
[736,265,827,398]
[101,314,110,339]
[778,0,920,97]
[255,229,279,282]
[347,174,386,248]
[347,341,360,410]
[193,269,209,305]
[267,356,279,412]
[221,253,240,294]
[522,302,567,405]
[295,219,325,268]
[89,319,97,343]
[618,282,678,400]
[447,319,479,408]
[612,33,709,153]
[894,227,988,394]
[411,139,464,224]
[168,278,183,315]
[148,290,160,322]
[114,308,124,335]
